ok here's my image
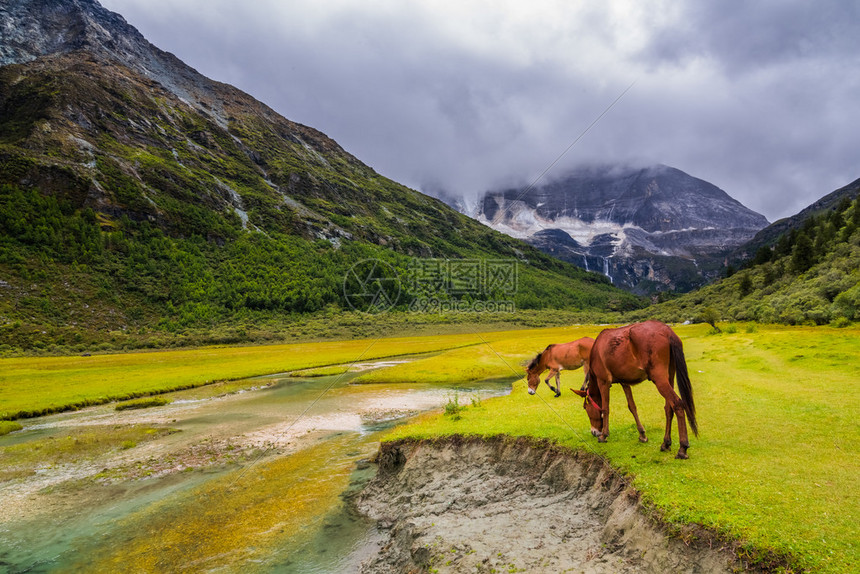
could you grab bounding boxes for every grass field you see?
[0,331,503,419]
[382,324,859,574]
[2,323,857,572]
[0,325,592,420]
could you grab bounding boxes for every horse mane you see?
[527,344,555,371]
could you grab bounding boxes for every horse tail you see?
[670,336,698,437]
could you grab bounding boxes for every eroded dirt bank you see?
[356,437,762,574]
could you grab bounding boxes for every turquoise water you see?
[0,370,512,572]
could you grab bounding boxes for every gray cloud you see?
[101,0,860,221]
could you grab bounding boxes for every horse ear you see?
[571,388,587,397]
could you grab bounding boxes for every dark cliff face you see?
[473,164,769,293]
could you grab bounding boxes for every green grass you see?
[0,421,23,436]
[289,364,351,377]
[382,324,859,574]
[114,396,171,411]
[0,327,574,420]
[353,324,597,384]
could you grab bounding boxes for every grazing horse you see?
[572,320,698,459]
[526,337,593,397]
[570,382,648,444]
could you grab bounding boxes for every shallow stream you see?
[0,364,513,572]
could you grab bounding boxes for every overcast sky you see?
[100,0,860,222]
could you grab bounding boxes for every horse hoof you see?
[554,392,561,398]
[675,451,689,460]
[660,442,671,452]
[639,436,648,443]
[597,436,608,443]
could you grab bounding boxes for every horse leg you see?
[553,371,562,397]
[544,369,559,396]
[597,381,611,443]
[621,384,647,442]
[580,364,589,392]
[666,357,690,459]
[653,378,689,459]
[660,399,674,452]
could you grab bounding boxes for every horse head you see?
[525,352,544,395]
[571,384,603,437]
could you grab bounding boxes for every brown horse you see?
[526,337,593,397]
[572,320,698,459]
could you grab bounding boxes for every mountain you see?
[732,177,860,263]
[0,0,642,352]
[465,165,769,294]
[632,180,860,326]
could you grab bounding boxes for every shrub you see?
[697,307,721,332]
[754,304,777,324]
[443,392,462,420]
[833,284,860,320]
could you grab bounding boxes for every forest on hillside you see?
[635,194,860,326]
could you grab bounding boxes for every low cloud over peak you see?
[101,0,860,220]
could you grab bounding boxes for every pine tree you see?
[738,273,753,297]
[775,231,793,257]
[753,245,773,265]
[791,231,815,273]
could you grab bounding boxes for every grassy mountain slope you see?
[631,190,860,326]
[0,50,641,353]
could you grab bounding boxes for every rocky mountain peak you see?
[0,0,158,69]
[479,164,768,235]
[466,164,770,293]
[1,0,216,112]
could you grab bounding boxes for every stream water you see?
[0,367,514,573]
